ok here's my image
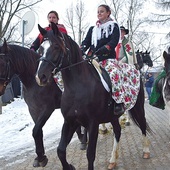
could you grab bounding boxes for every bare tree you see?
[148,1,170,24]
[153,0,170,38]
[0,0,42,43]
[64,0,89,45]
[104,0,149,50]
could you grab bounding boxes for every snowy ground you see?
[0,98,75,161]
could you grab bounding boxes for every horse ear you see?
[2,38,8,54]
[50,22,60,35]
[163,51,167,60]
[38,24,47,36]
[168,46,170,53]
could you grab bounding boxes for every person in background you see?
[149,67,166,110]
[30,10,67,92]
[116,26,138,68]
[30,10,67,51]
[145,73,154,100]
[81,4,140,117]
[149,47,170,110]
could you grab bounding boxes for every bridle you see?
[0,53,11,87]
[38,34,91,75]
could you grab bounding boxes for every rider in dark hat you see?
[120,26,129,35]
[116,26,138,68]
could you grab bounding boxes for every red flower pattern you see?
[125,44,131,52]
[114,91,120,97]
[100,59,140,111]
[114,74,119,81]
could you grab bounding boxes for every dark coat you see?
[81,22,120,61]
[30,24,67,51]
[145,74,154,88]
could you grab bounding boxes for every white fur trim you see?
[91,21,116,47]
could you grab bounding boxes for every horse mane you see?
[136,50,143,69]
[8,45,40,75]
[48,29,82,64]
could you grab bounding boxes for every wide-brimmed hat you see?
[120,26,129,35]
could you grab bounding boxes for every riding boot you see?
[114,103,125,116]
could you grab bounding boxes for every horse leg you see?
[142,135,150,159]
[129,82,151,159]
[57,121,78,170]
[125,111,130,126]
[32,112,52,167]
[86,123,99,170]
[108,118,121,170]
[99,123,108,134]
[76,126,88,150]
[128,110,150,159]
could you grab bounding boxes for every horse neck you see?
[136,53,143,69]
[9,46,39,85]
[61,61,93,90]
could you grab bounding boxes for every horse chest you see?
[163,78,170,103]
[163,79,170,126]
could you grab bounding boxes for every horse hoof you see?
[69,164,76,170]
[33,156,48,167]
[125,122,130,126]
[33,158,40,167]
[80,143,87,150]
[99,128,108,134]
[143,152,150,159]
[108,162,117,169]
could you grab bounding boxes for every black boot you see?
[114,103,125,116]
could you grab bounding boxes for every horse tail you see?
[128,78,154,135]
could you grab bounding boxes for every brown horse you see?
[35,22,152,170]
[0,39,84,168]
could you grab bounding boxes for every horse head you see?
[142,51,153,67]
[163,50,170,102]
[36,22,70,86]
[163,50,170,74]
[0,39,11,95]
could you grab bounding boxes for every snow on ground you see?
[0,98,71,160]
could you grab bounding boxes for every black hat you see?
[120,26,129,35]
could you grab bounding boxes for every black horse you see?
[136,50,153,70]
[36,23,151,170]
[162,49,170,115]
[0,39,84,168]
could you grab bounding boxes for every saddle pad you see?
[100,59,141,111]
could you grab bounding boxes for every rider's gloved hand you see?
[80,45,86,55]
[94,45,110,56]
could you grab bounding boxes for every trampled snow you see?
[0,98,66,160]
